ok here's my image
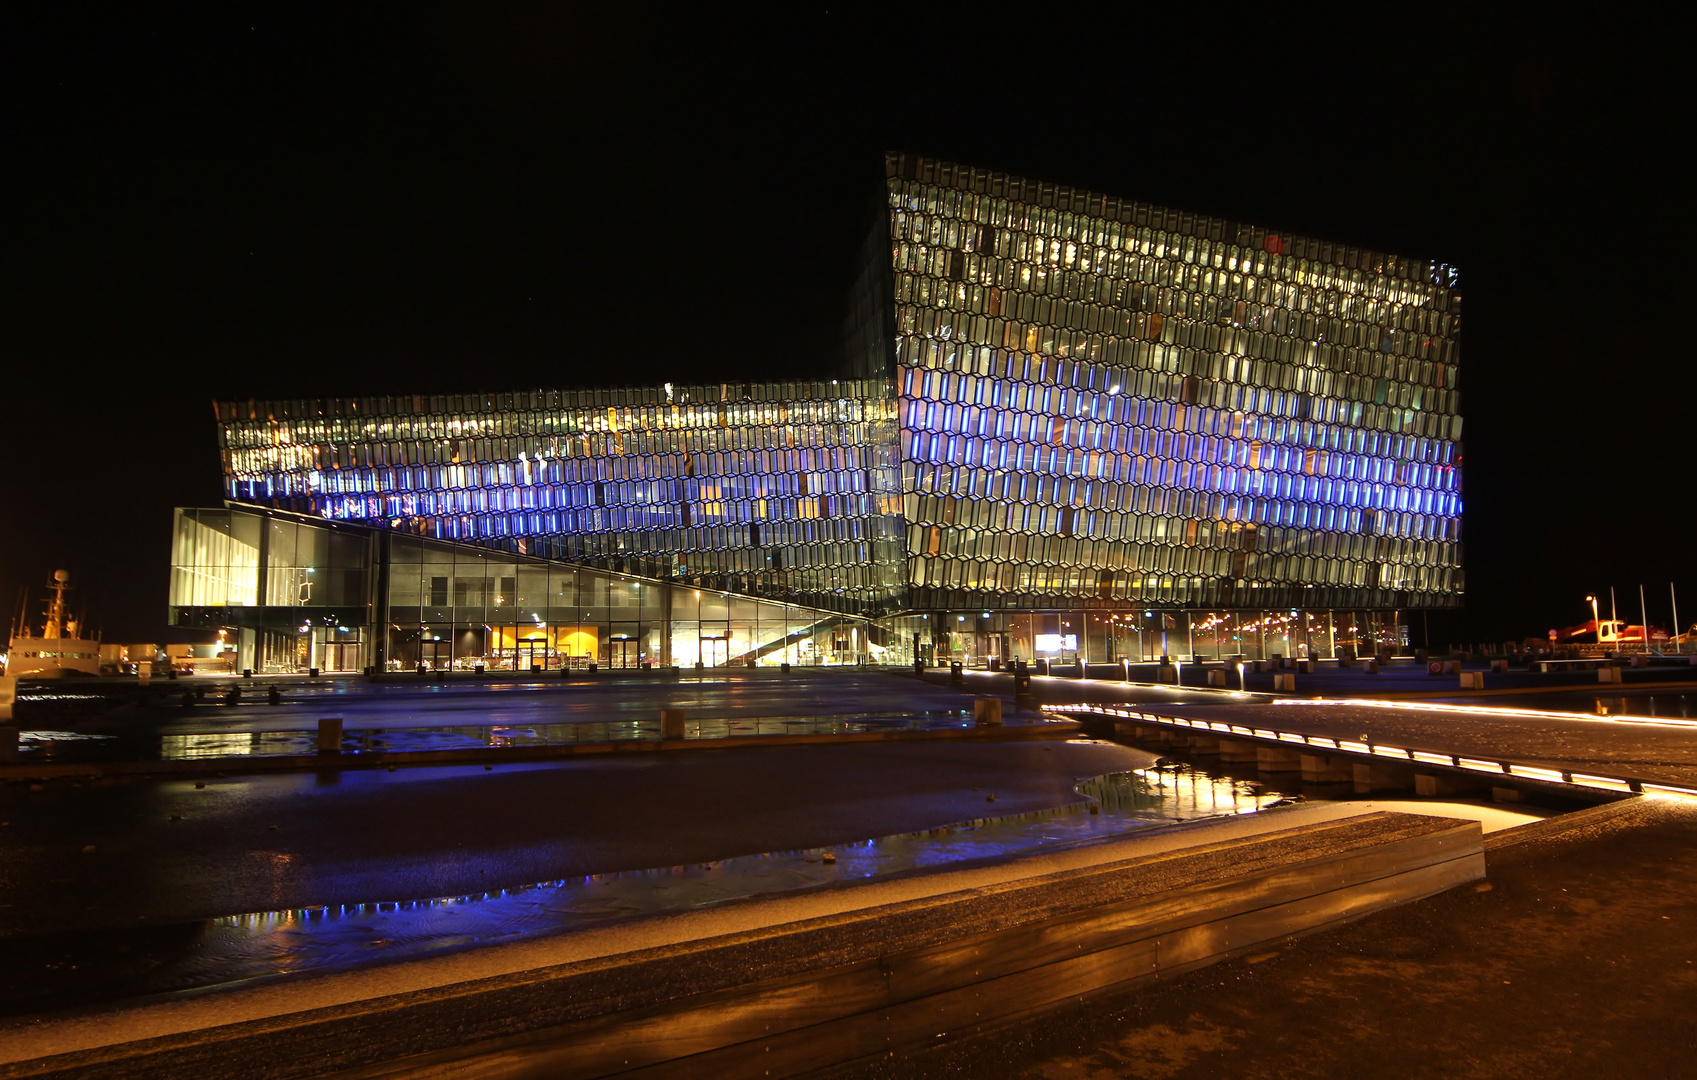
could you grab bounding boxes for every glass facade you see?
[216,379,906,618]
[181,154,1462,669]
[170,506,879,674]
[866,153,1463,615]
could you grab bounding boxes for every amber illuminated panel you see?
[880,152,1464,611]
[215,381,907,616]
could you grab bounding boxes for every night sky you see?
[4,9,1691,645]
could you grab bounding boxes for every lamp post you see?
[1585,595,1599,644]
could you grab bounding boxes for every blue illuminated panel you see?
[216,382,907,616]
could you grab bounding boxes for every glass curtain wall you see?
[876,152,1465,616]
[214,380,908,619]
[383,534,877,671]
[169,507,370,674]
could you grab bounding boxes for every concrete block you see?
[1256,746,1305,772]
[1353,760,1412,793]
[1273,673,1297,692]
[1491,785,1522,804]
[1296,659,1314,673]
[1490,659,1509,673]
[1598,666,1623,684]
[1364,658,1380,673]
[316,717,343,755]
[1251,659,1269,673]
[660,709,686,739]
[1156,664,1179,684]
[1206,669,1227,687]
[1186,734,1221,754]
[1630,654,1648,669]
[1301,753,1354,782]
[1458,671,1484,689]
[973,698,1003,726]
[1217,739,1261,763]
[1416,772,1485,797]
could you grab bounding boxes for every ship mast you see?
[43,570,71,639]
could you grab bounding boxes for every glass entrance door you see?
[607,638,638,669]
[519,638,549,671]
[323,642,361,672]
[419,640,448,671]
[699,635,728,667]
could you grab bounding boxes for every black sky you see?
[3,7,1692,644]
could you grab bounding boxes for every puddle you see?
[2,759,1279,1009]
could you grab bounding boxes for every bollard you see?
[474,663,485,674]
[746,658,757,668]
[1273,673,1297,692]
[781,662,790,673]
[309,667,320,677]
[224,686,241,706]
[950,661,964,685]
[0,726,17,763]
[1012,661,1031,695]
[532,663,542,674]
[913,660,925,674]
[1459,671,1484,689]
[974,697,1003,726]
[660,709,686,740]
[317,717,344,755]
[268,685,281,705]
[589,662,599,673]
[243,669,253,678]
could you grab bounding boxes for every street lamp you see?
[1585,595,1599,641]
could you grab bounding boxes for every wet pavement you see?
[0,749,1289,1013]
[8,670,1070,767]
[845,797,1697,1080]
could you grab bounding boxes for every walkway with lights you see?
[1049,698,1697,799]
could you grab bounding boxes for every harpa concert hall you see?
[170,153,1464,675]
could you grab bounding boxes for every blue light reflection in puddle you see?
[152,760,1280,995]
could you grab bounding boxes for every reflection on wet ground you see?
[1,761,1274,1013]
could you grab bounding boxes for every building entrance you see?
[418,640,449,670]
[321,642,361,672]
[518,638,550,670]
[699,634,728,667]
[607,637,639,669]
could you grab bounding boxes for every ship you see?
[5,570,102,678]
